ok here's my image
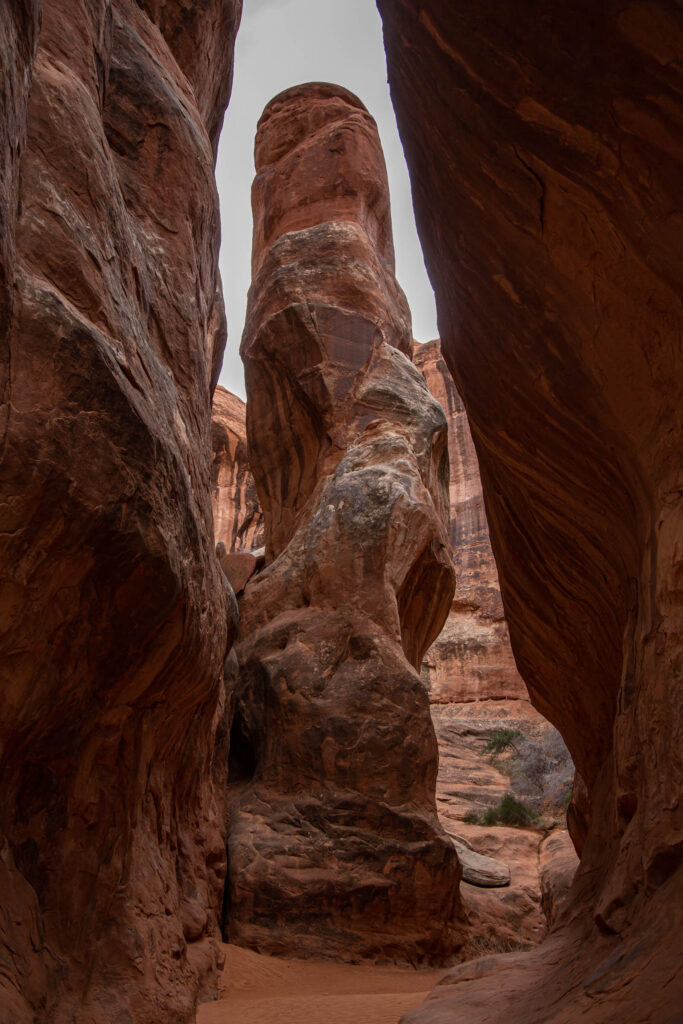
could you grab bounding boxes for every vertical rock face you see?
[378,2,683,1020]
[227,83,462,964]
[211,385,264,554]
[0,1,241,1021]
[0,0,39,355]
[413,339,527,703]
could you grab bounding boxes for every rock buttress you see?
[0,1,241,1020]
[226,83,462,965]
[378,2,683,1020]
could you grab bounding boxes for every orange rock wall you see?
[413,340,527,703]
[378,1,683,1020]
[212,385,264,553]
[0,1,241,1020]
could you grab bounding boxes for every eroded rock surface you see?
[212,385,264,555]
[433,700,576,953]
[0,1,241,1020]
[413,340,527,704]
[226,83,462,964]
[379,2,683,1020]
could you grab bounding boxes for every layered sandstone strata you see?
[0,2,241,1021]
[212,385,264,554]
[413,340,527,703]
[378,2,683,1020]
[226,83,462,964]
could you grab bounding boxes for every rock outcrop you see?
[225,83,462,964]
[433,699,577,950]
[378,2,683,1020]
[212,385,264,555]
[0,2,241,1021]
[413,340,527,704]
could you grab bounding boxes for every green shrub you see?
[482,806,499,827]
[462,810,480,825]
[482,794,539,828]
[484,728,521,755]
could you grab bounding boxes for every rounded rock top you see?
[254,81,375,172]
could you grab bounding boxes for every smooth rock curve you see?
[0,2,241,1020]
[378,2,683,1020]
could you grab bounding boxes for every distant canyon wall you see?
[413,340,528,704]
[0,2,241,1021]
[211,385,264,554]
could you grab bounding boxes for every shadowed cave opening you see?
[227,706,256,786]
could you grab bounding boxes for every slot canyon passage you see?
[0,3,681,1024]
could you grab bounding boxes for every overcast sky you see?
[215,0,438,398]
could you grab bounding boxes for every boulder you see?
[452,839,511,889]
[539,830,579,928]
[218,549,259,596]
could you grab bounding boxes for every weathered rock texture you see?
[226,82,462,964]
[0,1,241,1021]
[211,385,264,555]
[413,340,527,704]
[433,700,577,953]
[378,2,683,1020]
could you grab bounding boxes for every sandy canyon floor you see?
[198,944,446,1024]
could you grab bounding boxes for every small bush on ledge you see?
[484,728,521,755]
[482,794,539,828]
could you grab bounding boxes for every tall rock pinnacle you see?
[225,83,462,963]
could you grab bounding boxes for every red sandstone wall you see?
[378,2,683,1020]
[0,2,241,1020]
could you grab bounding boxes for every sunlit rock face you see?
[211,385,264,555]
[226,82,463,965]
[0,1,241,1020]
[413,340,528,704]
[378,2,683,1021]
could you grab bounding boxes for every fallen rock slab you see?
[451,838,511,889]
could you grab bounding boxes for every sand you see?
[197,943,445,1024]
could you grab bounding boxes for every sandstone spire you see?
[225,83,462,963]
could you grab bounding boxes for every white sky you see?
[215,0,438,398]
